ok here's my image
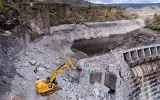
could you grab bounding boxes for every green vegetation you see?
[0,0,10,11]
[22,0,32,5]
[0,0,4,10]
[146,14,160,30]
[0,0,137,25]
[147,22,160,30]
[140,6,154,12]
[0,0,18,11]
[48,4,137,25]
[0,0,28,23]
[30,32,36,41]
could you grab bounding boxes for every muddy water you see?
[72,35,124,56]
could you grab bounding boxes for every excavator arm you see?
[49,60,75,84]
[35,60,82,96]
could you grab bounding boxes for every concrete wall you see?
[78,44,160,100]
[123,44,160,68]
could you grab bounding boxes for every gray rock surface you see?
[50,19,145,40]
[0,19,146,100]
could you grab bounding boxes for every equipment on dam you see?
[35,60,82,96]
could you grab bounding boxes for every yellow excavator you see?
[35,60,82,96]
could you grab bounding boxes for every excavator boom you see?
[50,60,74,83]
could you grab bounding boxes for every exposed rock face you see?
[0,26,26,100]
[29,9,50,35]
[111,28,160,50]
[0,10,19,30]
[31,3,136,27]
[50,19,145,40]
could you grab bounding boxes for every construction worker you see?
[37,76,40,80]
[34,66,38,73]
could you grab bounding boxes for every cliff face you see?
[47,5,137,25]
[26,3,137,35]
[0,25,26,100]
[0,1,138,35]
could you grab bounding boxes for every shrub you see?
[0,0,5,10]
[30,32,36,41]
[145,17,152,25]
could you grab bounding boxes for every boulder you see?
[29,59,36,65]
[93,88,100,96]
[69,93,76,100]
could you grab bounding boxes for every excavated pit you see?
[72,35,123,93]
[72,35,124,57]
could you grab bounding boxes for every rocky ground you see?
[0,18,152,100]
[0,25,113,100]
[0,25,26,100]
[111,28,160,50]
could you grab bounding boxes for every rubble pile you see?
[111,28,160,50]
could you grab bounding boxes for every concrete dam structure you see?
[121,45,160,100]
[79,44,160,100]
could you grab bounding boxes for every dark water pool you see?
[72,35,124,56]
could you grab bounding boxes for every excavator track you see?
[41,86,62,96]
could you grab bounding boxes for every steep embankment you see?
[0,9,26,100]
[31,3,137,26]
[50,19,144,42]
